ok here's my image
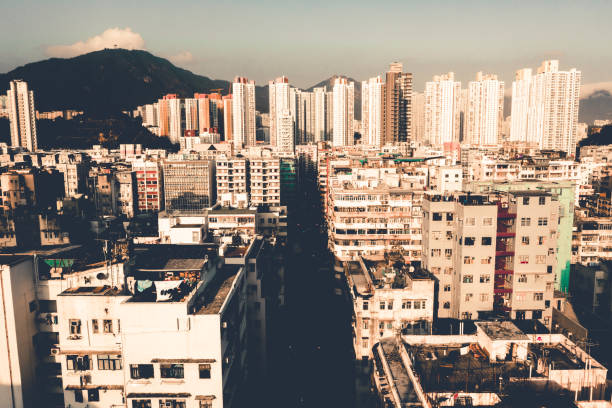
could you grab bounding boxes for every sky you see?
[2,0,612,94]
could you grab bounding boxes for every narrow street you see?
[267,182,356,407]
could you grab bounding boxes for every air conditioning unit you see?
[222,322,228,329]
[81,374,92,385]
[50,347,60,355]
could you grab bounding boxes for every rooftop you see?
[195,264,241,315]
[132,244,218,272]
[476,321,529,341]
[377,338,421,407]
[59,285,124,296]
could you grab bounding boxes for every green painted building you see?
[465,180,575,293]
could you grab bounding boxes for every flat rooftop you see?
[195,264,241,315]
[60,285,123,296]
[378,338,421,407]
[477,321,529,341]
[409,343,529,393]
[132,244,218,272]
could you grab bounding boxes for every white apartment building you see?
[466,72,504,146]
[572,217,612,265]
[184,98,199,132]
[232,77,256,149]
[7,79,38,151]
[313,87,328,142]
[332,78,355,147]
[215,155,249,208]
[326,169,424,261]
[427,165,463,193]
[268,77,291,147]
[424,72,461,147]
[361,76,383,147]
[277,109,295,152]
[168,98,183,145]
[249,152,281,206]
[411,92,425,143]
[344,256,435,360]
[422,193,497,319]
[510,60,581,156]
[422,191,557,325]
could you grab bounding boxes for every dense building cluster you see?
[2,60,612,408]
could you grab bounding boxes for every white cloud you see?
[46,27,145,58]
[581,82,612,98]
[168,51,194,66]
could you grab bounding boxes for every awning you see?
[66,385,123,390]
[150,358,215,363]
[195,395,216,401]
[60,350,121,355]
[127,393,191,398]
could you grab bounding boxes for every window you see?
[481,257,492,264]
[379,302,386,310]
[444,267,453,275]
[518,274,527,283]
[519,255,529,264]
[534,293,544,301]
[199,364,211,379]
[533,310,542,319]
[446,213,454,221]
[75,390,83,403]
[379,321,385,330]
[387,301,393,310]
[464,256,474,264]
[521,236,530,245]
[443,302,451,309]
[465,217,475,226]
[387,322,393,329]
[444,249,452,259]
[522,197,530,205]
[92,319,99,333]
[159,400,186,408]
[161,364,184,379]
[480,293,489,302]
[536,255,546,264]
[481,237,492,246]
[363,319,369,329]
[538,217,548,226]
[539,196,546,205]
[67,355,90,371]
[29,300,37,312]
[483,217,493,226]
[363,301,369,311]
[200,401,213,408]
[431,267,441,274]
[432,212,443,221]
[432,231,441,240]
[463,275,473,283]
[69,319,81,335]
[402,300,412,309]
[362,339,369,348]
[480,275,490,283]
[538,236,545,245]
[465,293,473,302]
[414,300,423,309]
[88,389,99,402]
[130,364,154,379]
[444,285,451,292]
[98,354,122,370]
[520,217,531,227]
[464,237,475,246]
[431,249,441,257]
[446,231,453,240]
[103,319,113,334]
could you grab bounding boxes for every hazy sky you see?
[2,0,612,94]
